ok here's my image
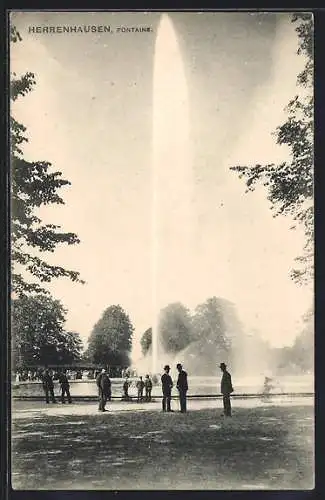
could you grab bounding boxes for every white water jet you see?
[152,14,192,373]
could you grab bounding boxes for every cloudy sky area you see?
[11,11,313,358]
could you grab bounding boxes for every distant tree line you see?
[272,307,313,374]
[140,297,313,375]
[140,297,239,375]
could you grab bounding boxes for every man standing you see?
[161,365,173,412]
[219,362,234,417]
[144,374,153,402]
[42,369,56,404]
[122,375,131,401]
[58,369,72,404]
[96,368,111,412]
[176,363,188,413]
[136,376,145,402]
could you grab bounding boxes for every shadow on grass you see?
[11,405,314,490]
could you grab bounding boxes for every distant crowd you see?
[94,363,191,412]
[14,367,141,384]
[15,368,103,383]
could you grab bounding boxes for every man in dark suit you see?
[122,375,131,401]
[96,368,111,412]
[42,369,56,404]
[161,365,173,412]
[176,363,188,413]
[144,374,153,402]
[58,369,72,404]
[219,362,234,417]
[136,376,145,402]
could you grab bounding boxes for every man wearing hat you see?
[219,362,234,417]
[58,368,72,404]
[176,363,188,413]
[96,368,111,412]
[144,374,153,402]
[42,369,56,404]
[161,365,173,412]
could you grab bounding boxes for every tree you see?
[176,297,240,375]
[192,297,232,351]
[10,26,84,296]
[158,302,193,354]
[230,14,313,284]
[12,294,83,370]
[290,307,314,372]
[140,327,152,356]
[87,305,134,367]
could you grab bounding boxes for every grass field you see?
[11,404,314,490]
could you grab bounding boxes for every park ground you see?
[11,399,314,490]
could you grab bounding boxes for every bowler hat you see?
[219,362,227,368]
[164,365,170,371]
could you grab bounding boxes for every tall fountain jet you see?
[152,14,193,374]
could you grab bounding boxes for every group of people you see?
[42,369,72,404]
[40,362,234,418]
[95,364,190,413]
[160,362,233,416]
[161,363,188,413]
[135,375,153,402]
[15,370,40,382]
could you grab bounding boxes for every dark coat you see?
[42,373,54,390]
[136,379,145,391]
[145,379,152,390]
[96,373,111,396]
[177,370,188,392]
[221,370,233,395]
[161,373,173,395]
[58,373,69,386]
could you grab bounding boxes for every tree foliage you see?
[10,26,84,296]
[12,294,83,369]
[87,305,134,367]
[290,307,313,372]
[158,302,193,353]
[172,297,235,375]
[140,298,239,361]
[230,14,313,285]
[140,327,152,356]
[192,297,232,353]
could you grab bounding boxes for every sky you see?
[10,11,313,358]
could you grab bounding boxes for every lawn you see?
[11,404,314,490]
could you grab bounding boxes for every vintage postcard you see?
[10,10,314,490]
